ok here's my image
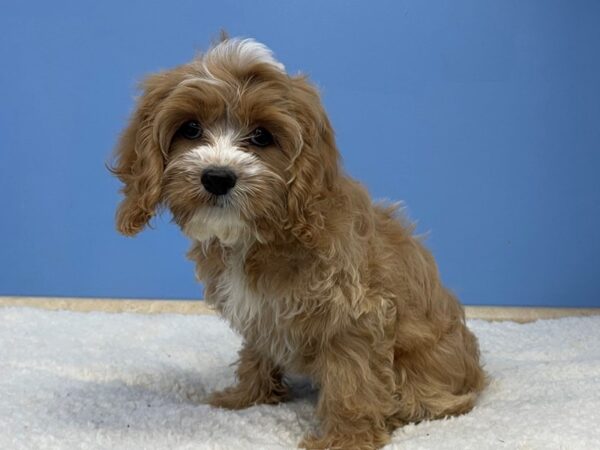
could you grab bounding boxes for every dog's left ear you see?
[109,68,185,236]
[285,76,340,248]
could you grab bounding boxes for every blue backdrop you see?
[1,1,599,307]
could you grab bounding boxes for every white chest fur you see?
[214,249,299,369]
[216,251,262,335]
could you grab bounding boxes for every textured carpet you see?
[1,307,599,449]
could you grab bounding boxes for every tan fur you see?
[111,37,487,449]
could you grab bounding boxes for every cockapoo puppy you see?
[112,36,486,449]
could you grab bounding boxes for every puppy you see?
[111,37,486,449]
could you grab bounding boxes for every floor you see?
[1,307,599,449]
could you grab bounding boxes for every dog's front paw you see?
[299,429,390,450]
[208,383,288,410]
[208,386,255,410]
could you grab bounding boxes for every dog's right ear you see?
[109,69,185,236]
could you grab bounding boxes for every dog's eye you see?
[178,120,203,140]
[249,127,274,147]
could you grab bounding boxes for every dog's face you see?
[112,38,339,246]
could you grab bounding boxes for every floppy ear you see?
[110,70,183,236]
[285,76,340,248]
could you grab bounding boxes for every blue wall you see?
[1,1,599,307]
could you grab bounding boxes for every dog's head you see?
[111,37,339,246]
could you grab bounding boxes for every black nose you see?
[201,168,237,196]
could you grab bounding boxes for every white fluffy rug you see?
[1,307,599,449]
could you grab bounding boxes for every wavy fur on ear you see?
[284,76,340,248]
[110,69,186,236]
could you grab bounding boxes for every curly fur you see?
[111,36,487,449]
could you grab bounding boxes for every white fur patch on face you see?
[201,38,285,73]
[171,129,267,244]
[177,130,264,178]
[183,207,246,245]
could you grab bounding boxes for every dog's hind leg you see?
[390,325,487,424]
